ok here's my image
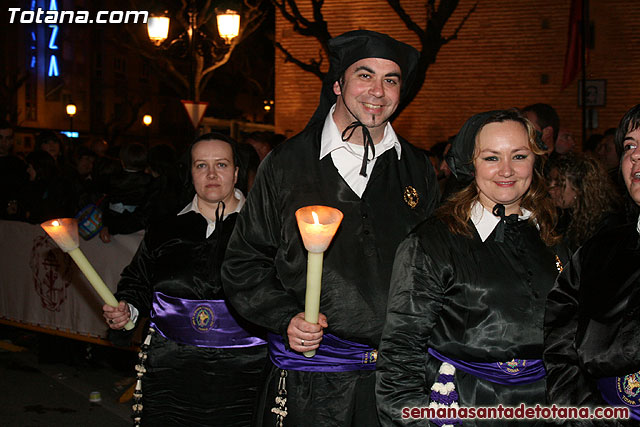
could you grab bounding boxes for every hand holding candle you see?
[41,218,135,331]
[295,205,343,357]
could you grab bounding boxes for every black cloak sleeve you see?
[376,232,447,425]
[544,249,603,409]
[221,155,301,336]
[114,231,156,315]
[544,223,640,427]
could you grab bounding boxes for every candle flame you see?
[311,211,320,225]
[52,220,60,227]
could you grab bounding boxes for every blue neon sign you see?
[47,0,59,77]
[47,55,59,77]
[48,25,58,49]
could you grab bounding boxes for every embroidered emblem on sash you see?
[403,186,419,209]
[497,359,526,375]
[617,371,640,406]
[363,350,378,364]
[191,305,215,332]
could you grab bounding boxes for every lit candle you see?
[41,218,134,330]
[295,205,343,357]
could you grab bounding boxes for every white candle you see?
[303,252,323,357]
[41,219,79,252]
[295,206,343,358]
[42,219,135,331]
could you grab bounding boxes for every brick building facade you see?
[274,0,640,149]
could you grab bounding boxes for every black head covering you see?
[307,30,420,128]
[445,110,502,185]
[445,109,547,185]
[306,30,419,177]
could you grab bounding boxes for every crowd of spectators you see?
[0,120,285,243]
[0,105,629,252]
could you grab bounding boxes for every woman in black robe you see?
[544,104,640,426]
[103,133,267,426]
[545,153,624,253]
[377,109,564,426]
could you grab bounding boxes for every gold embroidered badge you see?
[363,350,378,364]
[403,186,419,209]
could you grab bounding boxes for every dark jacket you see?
[377,216,563,426]
[544,222,640,426]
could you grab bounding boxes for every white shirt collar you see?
[470,201,532,242]
[178,188,245,238]
[319,104,401,160]
[636,214,640,235]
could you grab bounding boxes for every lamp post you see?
[146,3,241,102]
[142,114,152,145]
[66,103,76,134]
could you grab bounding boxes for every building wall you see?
[5,0,170,150]
[274,0,640,149]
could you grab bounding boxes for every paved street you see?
[0,325,135,426]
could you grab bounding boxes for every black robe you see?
[113,211,267,426]
[544,222,640,427]
[377,217,562,426]
[221,122,439,426]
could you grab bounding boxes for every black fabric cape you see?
[113,211,267,426]
[544,222,640,427]
[377,216,562,426]
[221,121,439,426]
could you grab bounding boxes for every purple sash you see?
[597,374,640,421]
[150,292,266,348]
[268,332,378,372]
[428,348,546,385]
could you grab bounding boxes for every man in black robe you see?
[222,30,439,426]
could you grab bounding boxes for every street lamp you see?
[146,3,241,101]
[147,14,170,45]
[216,10,241,43]
[66,103,76,133]
[142,114,152,145]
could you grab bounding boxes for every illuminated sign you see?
[30,31,36,69]
[47,0,59,77]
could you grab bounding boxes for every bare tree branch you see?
[269,0,331,81]
[272,0,311,32]
[199,0,267,82]
[121,24,189,95]
[274,0,478,99]
[275,42,324,79]
[386,0,426,40]
[443,1,479,45]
